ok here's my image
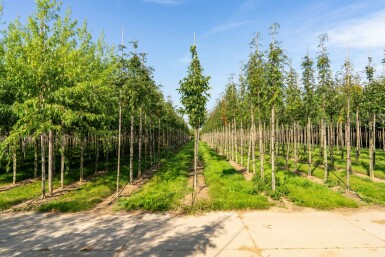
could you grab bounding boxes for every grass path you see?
[117,142,194,212]
[199,142,269,210]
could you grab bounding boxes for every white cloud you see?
[327,9,385,49]
[142,0,180,5]
[203,20,252,38]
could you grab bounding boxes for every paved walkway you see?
[1,208,385,256]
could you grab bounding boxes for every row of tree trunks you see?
[202,111,384,189]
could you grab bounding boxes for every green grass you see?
[215,144,358,209]
[37,154,161,212]
[199,142,269,210]
[0,182,43,210]
[0,142,181,212]
[276,172,358,209]
[117,142,194,212]
[0,162,94,211]
[220,142,385,207]
[312,168,385,205]
[0,164,97,211]
[37,171,116,212]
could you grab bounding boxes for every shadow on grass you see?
[220,169,238,177]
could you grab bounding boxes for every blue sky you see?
[2,0,385,111]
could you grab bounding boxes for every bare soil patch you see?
[182,160,209,207]
[353,172,385,183]
[228,160,253,181]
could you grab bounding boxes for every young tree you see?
[316,33,333,183]
[285,66,302,171]
[178,38,210,188]
[301,51,316,176]
[343,49,353,186]
[265,23,285,190]
[246,33,266,177]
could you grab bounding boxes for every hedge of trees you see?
[0,0,189,197]
[201,23,385,189]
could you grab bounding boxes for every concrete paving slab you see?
[1,209,385,257]
[262,247,385,257]
[241,210,385,249]
[337,210,385,242]
[124,212,256,256]
[0,250,116,257]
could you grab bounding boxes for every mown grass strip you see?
[200,142,269,210]
[117,142,194,212]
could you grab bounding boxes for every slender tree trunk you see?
[364,126,367,148]
[346,97,351,187]
[41,134,46,199]
[240,120,243,166]
[194,127,199,188]
[251,107,256,174]
[259,117,264,178]
[234,118,238,164]
[247,125,251,172]
[12,148,16,185]
[285,125,290,169]
[322,94,328,183]
[60,134,65,189]
[369,118,374,178]
[294,122,297,172]
[231,119,234,161]
[130,114,134,183]
[355,109,360,163]
[138,108,142,178]
[19,138,23,165]
[158,118,161,158]
[373,113,376,163]
[144,114,147,171]
[95,136,99,174]
[117,99,122,196]
[307,117,312,176]
[149,120,153,164]
[48,130,53,195]
[271,105,276,190]
[329,122,334,168]
[320,120,323,158]
[34,138,38,179]
[382,121,385,151]
[80,138,84,184]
